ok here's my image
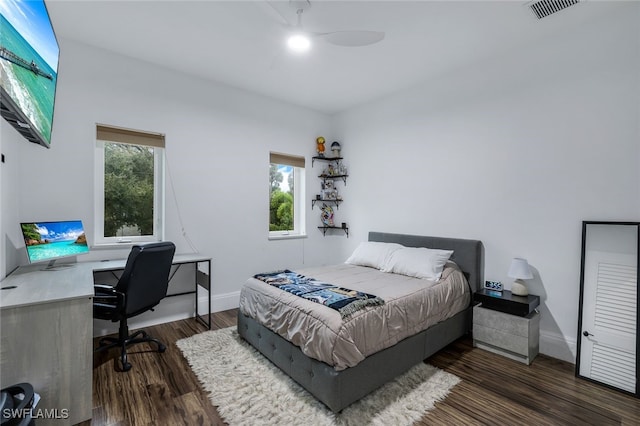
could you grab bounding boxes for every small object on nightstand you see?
[484,280,503,291]
[508,258,533,296]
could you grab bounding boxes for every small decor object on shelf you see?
[331,141,341,157]
[322,180,334,191]
[321,204,334,226]
[322,189,338,200]
[316,136,326,157]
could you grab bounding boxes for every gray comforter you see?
[239,262,470,370]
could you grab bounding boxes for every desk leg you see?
[195,260,212,329]
[165,261,212,330]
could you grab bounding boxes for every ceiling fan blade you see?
[258,0,294,27]
[320,31,385,47]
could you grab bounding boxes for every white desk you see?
[0,253,211,426]
[88,253,212,329]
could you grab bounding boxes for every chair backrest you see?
[115,242,176,317]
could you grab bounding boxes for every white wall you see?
[0,123,23,278]
[4,39,345,328]
[334,4,640,362]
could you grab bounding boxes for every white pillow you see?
[381,247,454,281]
[345,242,403,269]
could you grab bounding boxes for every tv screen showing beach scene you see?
[0,0,59,148]
[21,220,89,264]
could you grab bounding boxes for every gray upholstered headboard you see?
[368,232,484,293]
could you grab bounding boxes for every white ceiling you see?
[46,0,624,114]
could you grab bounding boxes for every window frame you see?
[269,152,306,240]
[94,125,165,246]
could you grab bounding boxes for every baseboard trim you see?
[198,290,240,313]
[540,330,576,364]
[94,291,241,337]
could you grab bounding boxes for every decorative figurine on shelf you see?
[316,136,326,157]
[331,141,341,158]
[321,204,334,226]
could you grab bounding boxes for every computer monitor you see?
[20,220,89,269]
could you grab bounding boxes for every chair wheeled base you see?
[95,319,166,372]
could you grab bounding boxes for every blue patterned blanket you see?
[253,269,384,318]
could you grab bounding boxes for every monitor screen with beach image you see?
[21,220,89,269]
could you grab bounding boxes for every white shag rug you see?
[176,327,460,426]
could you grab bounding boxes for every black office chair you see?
[93,241,176,371]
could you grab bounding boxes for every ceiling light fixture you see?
[287,33,311,52]
[286,4,311,53]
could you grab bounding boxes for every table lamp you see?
[508,258,533,296]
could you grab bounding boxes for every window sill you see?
[91,243,135,250]
[268,233,307,241]
[92,239,161,250]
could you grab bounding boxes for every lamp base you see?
[511,279,528,296]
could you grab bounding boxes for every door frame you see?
[575,220,640,396]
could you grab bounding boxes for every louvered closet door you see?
[579,250,637,392]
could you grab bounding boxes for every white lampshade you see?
[508,258,533,280]
[508,258,533,296]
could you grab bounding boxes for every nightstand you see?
[472,290,540,365]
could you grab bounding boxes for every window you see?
[269,152,306,238]
[95,124,165,245]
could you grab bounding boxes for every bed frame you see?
[238,231,484,412]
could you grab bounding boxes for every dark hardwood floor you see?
[85,309,640,425]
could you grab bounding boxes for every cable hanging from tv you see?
[0,46,53,80]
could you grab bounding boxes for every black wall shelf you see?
[319,174,348,184]
[318,226,349,237]
[312,199,342,209]
[313,154,348,237]
[312,155,343,166]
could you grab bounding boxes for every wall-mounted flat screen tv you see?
[0,0,59,148]
[21,220,89,269]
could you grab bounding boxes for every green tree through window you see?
[269,152,305,236]
[104,142,154,237]
[270,164,293,231]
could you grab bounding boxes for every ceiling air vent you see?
[527,0,581,19]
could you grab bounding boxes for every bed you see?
[238,232,484,412]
